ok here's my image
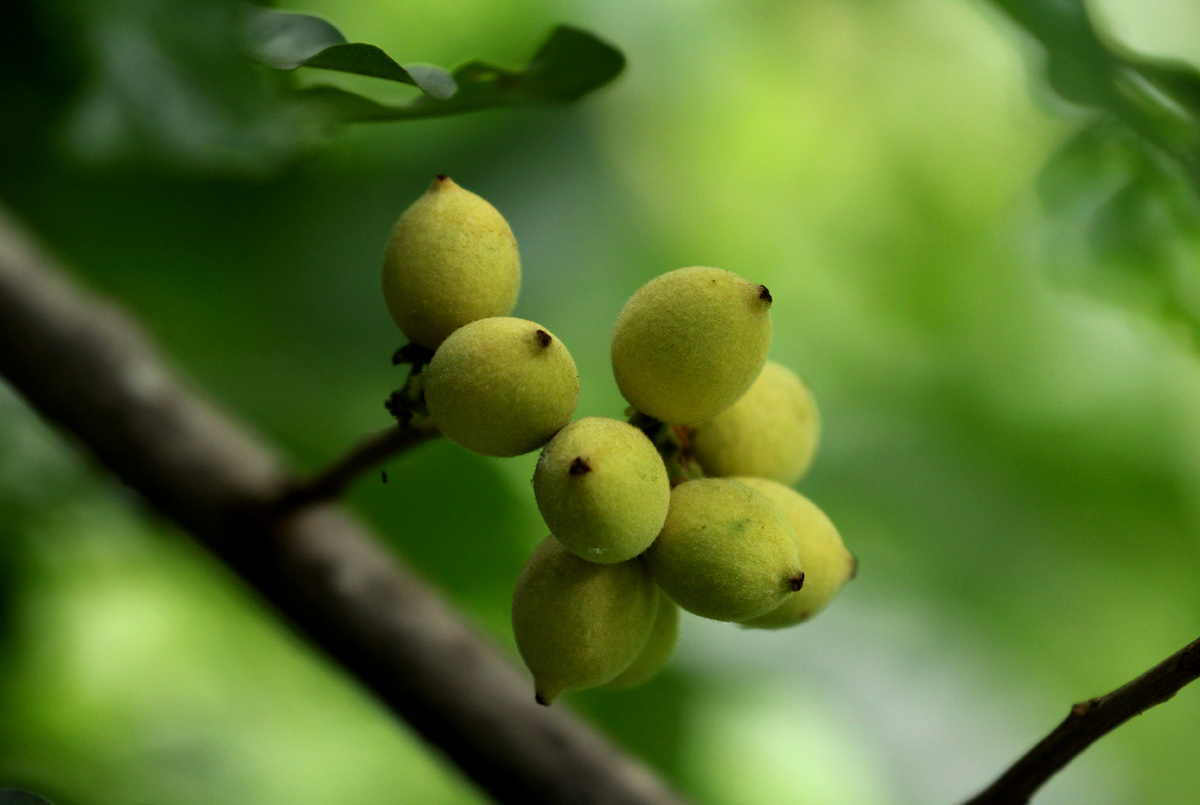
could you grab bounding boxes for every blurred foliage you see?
[246,11,625,123]
[989,0,1200,339]
[0,0,620,174]
[0,791,57,805]
[1,0,1200,804]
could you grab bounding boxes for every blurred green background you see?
[2,0,1200,803]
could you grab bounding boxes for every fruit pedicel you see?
[381,175,855,704]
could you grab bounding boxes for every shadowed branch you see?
[963,635,1200,805]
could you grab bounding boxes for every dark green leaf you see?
[0,791,56,805]
[299,43,456,99]
[1088,178,1175,267]
[402,64,458,100]
[987,0,1200,197]
[1130,60,1200,122]
[301,25,625,123]
[243,9,455,99]
[243,8,346,70]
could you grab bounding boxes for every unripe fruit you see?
[645,478,803,622]
[691,362,820,485]
[512,537,657,704]
[734,478,854,629]
[381,175,520,349]
[533,418,670,564]
[611,267,773,424]
[606,589,680,689]
[425,317,579,457]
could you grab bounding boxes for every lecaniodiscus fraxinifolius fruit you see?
[380,176,855,703]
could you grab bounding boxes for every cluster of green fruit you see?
[381,176,855,705]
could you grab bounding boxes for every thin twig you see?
[0,204,686,805]
[963,635,1200,805]
[282,421,439,510]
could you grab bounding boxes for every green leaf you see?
[0,791,56,805]
[1130,60,1200,122]
[300,25,626,123]
[243,10,456,99]
[300,44,456,99]
[243,8,346,70]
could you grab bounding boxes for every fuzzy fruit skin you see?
[425,317,579,457]
[735,478,853,629]
[606,589,679,689]
[691,362,820,485]
[382,175,520,349]
[512,537,657,704]
[610,267,772,425]
[534,417,670,564]
[645,478,802,622]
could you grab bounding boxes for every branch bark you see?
[0,204,687,805]
[963,635,1200,805]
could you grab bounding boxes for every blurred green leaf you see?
[303,46,456,99]
[1133,60,1200,128]
[244,10,456,99]
[990,0,1200,189]
[1090,178,1171,267]
[299,25,626,123]
[242,8,345,69]
[0,791,55,805]
[997,0,1200,344]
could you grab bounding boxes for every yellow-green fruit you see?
[512,537,657,704]
[606,590,680,689]
[611,267,773,424]
[381,175,520,349]
[533,418,670,564]
[735,478,854,629]
[691,362,820,485]
[645,478,803,622]
[425,317,579,457]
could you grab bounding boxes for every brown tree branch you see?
[963,635,1200,805]
[281,421,440,510]
[0,204,687,805]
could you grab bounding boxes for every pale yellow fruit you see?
[425,317,578,457]
[534,417,670,564]
[610,267,772,424]
[691,362,820,485]
[645,478,803,622]
[512,537,657,704]
[606,589,680,689]
[735,478,854,629]
[382,175,520,348]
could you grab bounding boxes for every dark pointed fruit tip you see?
[535,692,550,707]
[535,329,553,348]
[758,285,773,304]
[789,573,805,592]
[436,173,448,181]
[569,457,592,476]
[849,555,859,580]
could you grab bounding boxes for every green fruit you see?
[512,537,657,704]
[610,266,772,424]
[645,478,803,622]
[690,362,820,485]
[533,417,670,564]
[606,589,680,689]
[735,478,854,629]
[382,175,520,349]
[425,317,579,457]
